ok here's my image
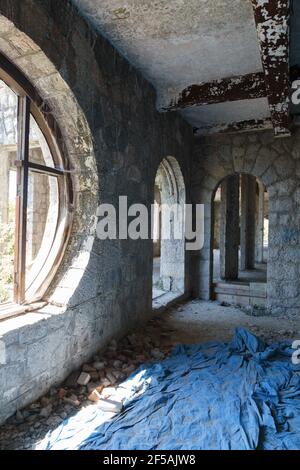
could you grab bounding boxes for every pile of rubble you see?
[0,316,176,450]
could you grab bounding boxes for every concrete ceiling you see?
[72,0,286,136]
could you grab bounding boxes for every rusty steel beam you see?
[251,0,291,137]
[161,72,267,111]
[193,118,273,136]
[220,118,273,134]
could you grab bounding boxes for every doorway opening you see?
[152,157,185,301]
[212,174,268,307]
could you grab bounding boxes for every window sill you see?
[0,302,67,349]
[0,301,48,322]
[152,291,189,313]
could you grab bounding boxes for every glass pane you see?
[26,171,59,290]
[29,114,55,168]
[0,79,18,304]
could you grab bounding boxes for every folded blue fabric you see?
[41,328,300,450]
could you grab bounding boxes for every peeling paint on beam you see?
[161,72,267,111]
[251,0,291,137]
[193,118,273,136]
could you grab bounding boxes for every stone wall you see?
[0,0,193,424]
[191,129,300,316]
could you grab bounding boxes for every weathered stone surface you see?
[93,362,105,371]
[88,389,101,403]
[40,405,52,419]
[63,395,80,407]
[77,373,91,386]
[192,128,300,315]
[0,0,192,426]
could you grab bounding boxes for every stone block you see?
[77,372,91,386]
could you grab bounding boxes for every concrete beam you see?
[193,118,273,136]
[160,72,267,111]
[251,0,291,137]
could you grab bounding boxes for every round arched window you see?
[0,58,72,316]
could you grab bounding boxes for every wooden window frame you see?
[0,54,73,319]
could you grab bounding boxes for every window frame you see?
[0,54,73,318]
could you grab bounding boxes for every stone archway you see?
[152,156,186,299]
[192,131,299,315]
[212,173,269,308]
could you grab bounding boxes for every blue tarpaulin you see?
[40,328,300,450]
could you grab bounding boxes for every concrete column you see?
[153,185,161,258]
[240,175,256,270]
[220,175,239,280]
[255,181,265,264]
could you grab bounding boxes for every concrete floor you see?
[152,257,165,299]
[163,299,300,345]
[213,249,267,284]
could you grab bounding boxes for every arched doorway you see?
[152,157,186,300]
[212,173,268,307]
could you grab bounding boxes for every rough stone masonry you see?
[0,0,192,425]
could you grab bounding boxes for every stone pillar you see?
[255,181,265,264]
[220,175,239,280]
[240,175,256,270]
[153,185,161,258]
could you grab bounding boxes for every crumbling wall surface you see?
[192,129,300,316]
[0,0,192,424]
